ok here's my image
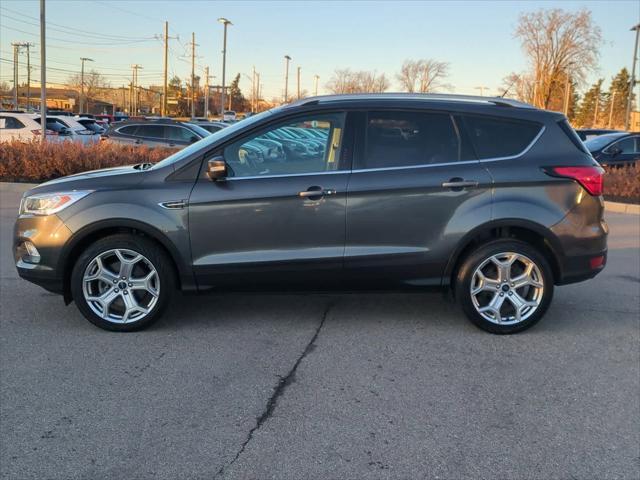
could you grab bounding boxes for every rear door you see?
[344,110,493,288]
[188,111,352,290]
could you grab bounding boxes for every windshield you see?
[151,109,277,171]
[584,133,627,152]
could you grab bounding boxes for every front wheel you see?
[456,240,554,334]
[71,234,174,332]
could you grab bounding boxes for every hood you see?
[28,164,145,195]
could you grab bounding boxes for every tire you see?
[455,239,554,334]
[70,234,174,332]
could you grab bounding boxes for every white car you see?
[222,110,237,122]
[0,113,57,142]
[33,115,99,144]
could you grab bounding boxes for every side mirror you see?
[206,157,227,181]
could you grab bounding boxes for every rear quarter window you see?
[462,115,542,159]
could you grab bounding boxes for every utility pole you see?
[80,57,94,114]
[283,55,291,103]
[11,43,20,109]
[296,66,301,99]
[608,90,617,128]
[23,43,34,111]
[563,73,571,116]
[256,72,261,111]
[593,84,600,128]
[189,32,199,118]
[39,0,46,139]
[314,74,319,96]
[624,23,640,131]
[251,65,256,112]
[131,64,142,114]
[474,86,490,97]
[162,21,168,116]
[218,17,232,116]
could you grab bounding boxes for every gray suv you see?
[13,94,608,334]
[103,119,210,148]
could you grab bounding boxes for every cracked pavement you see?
[1,185,639,479]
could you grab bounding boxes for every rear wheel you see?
[456,240,554,334]
[71,234,174,331]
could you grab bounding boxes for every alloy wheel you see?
[470,252,544,325]
[82,248,160,324]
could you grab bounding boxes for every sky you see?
[0,0,638,100]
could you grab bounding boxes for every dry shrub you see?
[603,164,640,204]
[0,140,177,183]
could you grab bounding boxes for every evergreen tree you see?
[602,68,633,129]
[575,79,604,127]
[228,73,246,111]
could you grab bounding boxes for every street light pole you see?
[218,17,232,117]
[40,0,46,139]
[283,55,291,103]
[80,57,93,114]
[624,23,640,131]
[314,74,319,96]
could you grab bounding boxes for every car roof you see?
[287,93,536,110]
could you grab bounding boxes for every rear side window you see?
[360,111,472,169]
[462,115,541,159]
[117,125,139,136]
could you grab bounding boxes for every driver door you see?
[188,112,351,291]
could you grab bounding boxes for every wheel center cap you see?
[501,284,510,292]
[118,281,128,290]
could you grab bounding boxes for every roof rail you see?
[287,93,535,109]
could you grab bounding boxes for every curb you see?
[604,201,640,215]
[1,182,639,215]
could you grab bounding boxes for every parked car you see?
[33,115,98,144]
[196,121,229,134]
[576,129,623,141]
[0,112,58,142]
[94,114,114,124]
[222,110,237,122]
[75,117,107,134]
[584,132,639,166]
[102,120,210,148]
[14,93,607,334]
[113,113,130,123]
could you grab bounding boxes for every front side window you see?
[223,113,345,178]
[166,126,200,143]
[606,136,638,154]
[117,125,139,136]
[463,115,542,159]
[360,111,469,169]
[136,125,164,139]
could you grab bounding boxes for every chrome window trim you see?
[225,170,348,181]
[351,125,546,173]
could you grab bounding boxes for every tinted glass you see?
[118,125,139,136]
[463,115,541,159]
[166,126,200,142]
[584,133,627,152]
[0,116,25,129]
[136,125,164,139]
[223,113,345,178]
[361,111,467,169]
[608,137,638,154]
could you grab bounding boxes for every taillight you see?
[546,166,604,196]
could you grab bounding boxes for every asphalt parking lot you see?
[1,184,639,480]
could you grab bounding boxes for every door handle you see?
[298,187,337,198]
[442,179,479,189]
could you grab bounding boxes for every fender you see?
[442,218,565,285]
[58,218,197,296]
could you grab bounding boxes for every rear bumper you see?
[556,249,607,285]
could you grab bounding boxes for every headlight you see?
[20,190,93,216]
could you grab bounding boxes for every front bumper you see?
[14,214,73,294]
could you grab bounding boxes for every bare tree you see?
[325,69,390,94]
[514,8,601,109]
[397,59,451,93]
[67,70,110,102]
